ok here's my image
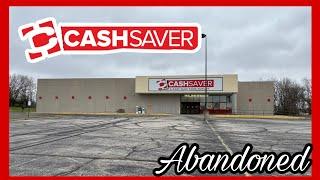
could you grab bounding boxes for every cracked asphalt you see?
[10,113,311,176]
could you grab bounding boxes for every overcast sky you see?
[10,7,311,81]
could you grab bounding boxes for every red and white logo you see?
[156,79,168,90]
[18,17,202,63]
[155,79,215,91]
[18,18,62,63]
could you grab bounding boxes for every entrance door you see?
[181,102,200,114]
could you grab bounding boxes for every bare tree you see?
[274,78,305,115]
[9,74,22,106]
[302,78,311,115]
[9,74,36,109]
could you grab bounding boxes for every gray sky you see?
[10,7,311,81]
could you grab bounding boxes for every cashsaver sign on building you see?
[148,78,223,92]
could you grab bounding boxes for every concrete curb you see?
[210,115,309,120]
[32,112,172,117]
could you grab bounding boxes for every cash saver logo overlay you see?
[18,17,202,63]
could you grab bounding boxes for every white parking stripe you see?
[204,118,251,176]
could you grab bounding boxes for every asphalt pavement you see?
[9,113,311,176]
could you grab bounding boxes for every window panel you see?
[181,96,188,102]
[213,96,219,102]
[213,102,220,109]
[194,95,200,102]
[220,103,227,109]
[200,96,205,103]
[227,103,232,108]
[220,96,227,103]
[207,102,213,109]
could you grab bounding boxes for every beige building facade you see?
[36,75,274,115]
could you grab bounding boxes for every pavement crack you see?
[124,145,138,158]
[55,158,96,176]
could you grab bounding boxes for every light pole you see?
[202,33,207,120]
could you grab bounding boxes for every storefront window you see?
[213,102,220,109]
[227,103,232,108]
[199,96,205,103]
[194,95,200,102]
[181,94,233,114]
[212,96,219,102]
[181,96,188,102]
[220,96,227,103]
[220,103,227,109]
[207,102,213,109]
[181,94,232,105]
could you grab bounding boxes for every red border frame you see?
[1,0,318,179]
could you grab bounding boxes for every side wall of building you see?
[37,79,180,114]
[237,81,274,115]
[37,78,275,115]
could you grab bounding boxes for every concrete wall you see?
[237,81,274,115]
[37,78,274,115]
[37,78,180,114]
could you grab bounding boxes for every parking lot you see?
[10,113,311,176]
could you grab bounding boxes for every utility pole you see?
[202,33,208,120]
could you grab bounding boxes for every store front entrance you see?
[180,102,200,114]
[180,94,233,114]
